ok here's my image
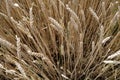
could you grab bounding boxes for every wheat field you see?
[0,0,120,80]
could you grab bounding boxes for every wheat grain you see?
[50,0,58,15]
[102,2,106,16]
[10,17,33,39]
[0,12,8,18]
[115,1,119,4]
[110,11,119,27]
[5,70,16,75]
[0,64,17,75]
[70,17,78,32]
[23,43,49,62]
[107,50,120,59]
[61,74,69,80]
[0,64,4,69]
[22,44,32,53]
[49,17,63,30]
[14,61,28,79]
[50,23,59,32]
[66,4,78,20]
[49,17,63,34]
[80,9,86,24]
[16,35,21,59]
[10,17,18,24]
[103,60,120,64]
[102,36,112,44]
[13,3,19,7]
[66,4,80,25]
[58,0,65,7]
[30,52,44,58]
[89,7,99,23]
[29,7,34,28]
[38,0,46,14]
[4,55,15,63]
[100,25,104,43]
[14,78,20,80]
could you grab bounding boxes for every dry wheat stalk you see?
[0,37,15,49]
[5,0,11,17]
[92,41,95,53]
[118,6,120,12]
[60,44,64,55]
[0,12,9,19]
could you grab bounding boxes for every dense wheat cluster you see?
[0,0,120,80]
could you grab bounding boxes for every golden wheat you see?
[0,0,120,80]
